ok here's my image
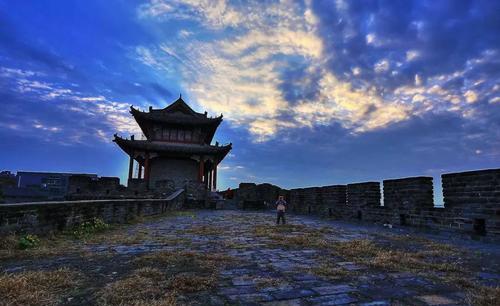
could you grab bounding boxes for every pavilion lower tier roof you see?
[113,135,232,163]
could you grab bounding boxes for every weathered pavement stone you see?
[416,294,460,305]
[272,288,317,300]
[307,293,358,305]
[2,210,499,305]
[311,284,356,295]
[227,292,275,303]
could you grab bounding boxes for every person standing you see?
[276,195,287,225]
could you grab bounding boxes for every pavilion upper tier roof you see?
[130,97,222,127]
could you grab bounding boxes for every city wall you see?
[233,169,500,240]
[0,194,185,235]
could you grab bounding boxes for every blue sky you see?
[0,0,499,200]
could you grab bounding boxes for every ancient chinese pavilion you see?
[113,96,232,191]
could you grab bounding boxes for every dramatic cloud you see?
[0,0,498,188]
[137,0,500,141]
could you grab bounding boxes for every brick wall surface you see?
[347,182,381,220]
[383,177,434,211]
[319,185,346,218]
[0,194,185,235]
[442,169,500,237]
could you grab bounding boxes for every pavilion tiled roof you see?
[113,135,232,161]
[130,107,222,126]
[130,97,222,142]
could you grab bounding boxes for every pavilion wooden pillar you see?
[213,164,217,191]
[198,158,204,183]
[144,152,150,186]
[138,163,143,179]
[128,155,134,180]
[208,169,212,191]
[204,168,209,189]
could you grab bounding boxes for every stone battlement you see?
[232,168,500,241]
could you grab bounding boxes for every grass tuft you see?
[0,268,82,306]
[167,272,215,293]
[467,285,500,306]
[182,225,222,235]
[254,276,286,289]
[96,267,177,306]
[67,217,110,239]
[309,263,350,280]
[0,234,80,261]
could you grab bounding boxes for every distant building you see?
[1,171,98,203]
[113,96,232,191]
[0,171,16,189]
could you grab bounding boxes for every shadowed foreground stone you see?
[1,210,499,305]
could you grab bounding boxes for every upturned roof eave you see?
[113,135,231,158]
[130,106,223,127]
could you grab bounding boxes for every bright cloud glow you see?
[134,0,497,142]
[136,0,418,141]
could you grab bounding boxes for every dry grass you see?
[384,234,465,256]
[329,239,462,274]
[182,225,223,236]
[253,223,482,304]
[437,274,500,306]
[271,234,329,249]
[0,234,81,261]
[0,267,82,306]
[327,238,498,304]
[167,272,215,293]
[226,214,267,223]
[223,240,250,249]
[369,249,461,273]
[331,239,380,258]
[252,224,331,250]
[98,251,236,305]
[85,229,150,245]
[132,250,237,297]
[134,250,235,273]
[253,224,310,237]
[96,268,176,306]
[467,285,500,306]
[254,277,286,289]
[127,211,197,225]
[309,263,351,281]
[86,228,190,247]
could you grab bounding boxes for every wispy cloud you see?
[0,66,141,144]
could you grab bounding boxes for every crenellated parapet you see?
[442,169,499,208]
[319,185,346,217]
[442,169,500,236]
[233,168,500,241]
[383,177,434,211]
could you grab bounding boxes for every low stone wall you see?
[0,193,185,235]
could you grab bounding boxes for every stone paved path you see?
[2,210,500,305]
